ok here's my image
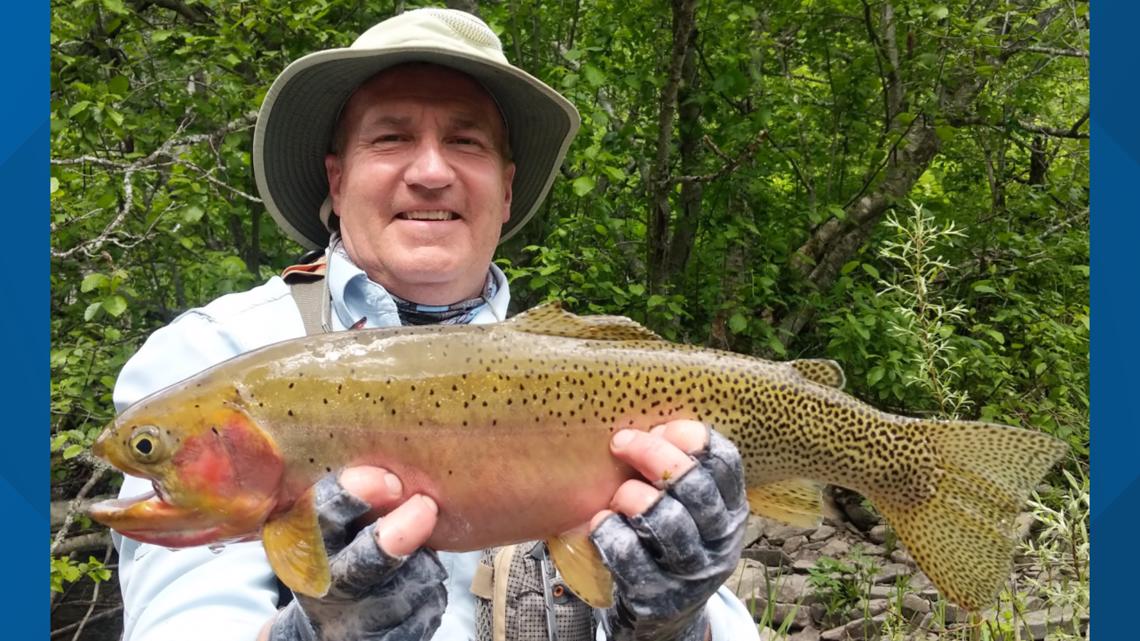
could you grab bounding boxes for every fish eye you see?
[129,425,164,462]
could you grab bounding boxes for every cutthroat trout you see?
[91,303,1066,611]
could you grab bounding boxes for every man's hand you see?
[590,420,749,641]
[262,467,447,641]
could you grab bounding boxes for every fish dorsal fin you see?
[262,485,331,597]
[508,301,663,342]
[789,359,846,389]
[546,532,615,608]
[746,479,830,528]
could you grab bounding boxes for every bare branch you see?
[52,532,112,557]
[677,131,768,185]
[1006,45,1088,59]
[50,463,110,557]
[948,114,1089,139]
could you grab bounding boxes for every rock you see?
[809,525,836,541]
[787,626,822,641]
[873,562,913,584]
[901,593,930,618]
[816,538,850,558]
[889,549,913,565]
[757,627,781,641]
[1014,511,1037,541]
[865,598,890,617]
[767,522,814,545]
[867,524,891,544]
[783,534,808,555]
[726,559,768,600]
[775,573,813,604]
[742,546,794,569]
[792,554,821,572]
[820,613,888,640]
[746,591,813,630]
[858,543,886,557]
[744,515,767,547]
[1016,607,1084,640]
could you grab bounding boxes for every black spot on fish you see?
[308,457,315,464]
[288,410,294,417]
[289,383,295,389]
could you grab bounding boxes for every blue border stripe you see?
[3,2,46,637]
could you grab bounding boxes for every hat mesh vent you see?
[426,9,501,50]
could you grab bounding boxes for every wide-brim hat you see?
[253,8,581,250]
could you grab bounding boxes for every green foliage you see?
[806,547,879,626]
[51,555,111,594]
[51,0,1087,629]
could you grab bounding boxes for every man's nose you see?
[404,141,456,190]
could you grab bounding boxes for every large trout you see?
[91,303,1066,611]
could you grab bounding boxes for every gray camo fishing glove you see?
[268,474,447,641]
[591,428,749,641]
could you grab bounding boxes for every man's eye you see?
[452,137,482,147]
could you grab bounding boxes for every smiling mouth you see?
[397,210,460,221]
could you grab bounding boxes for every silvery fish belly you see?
[90,302,1067,612]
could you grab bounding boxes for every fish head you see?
[90,390,285,548]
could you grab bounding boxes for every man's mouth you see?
[396,210,460,221]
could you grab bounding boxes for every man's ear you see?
[325,154,343,208]
[502,162,516,223]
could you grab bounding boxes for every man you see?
[111,9,759,641]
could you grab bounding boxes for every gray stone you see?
[744,515,767,547]
[742,546,794,569]
[873,562,913,584]
[775,573,812,604]
[809,525,836,541]
[820,613,888,640]
[901,593,930,618]
[816,538,850,558]
[787,626,822,641]
[1015,607,1084,640]
[746,591,813,630]
[840,502,879,531]
[792,554,821,572]
[867,524,891,544]
[783,534,808,555]
[757,627,780,641]
[767,522,814,545]
[889,549,913,565]
[726,559,769,600]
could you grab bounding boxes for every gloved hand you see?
[267,470,447,641]
[590,421,748,641]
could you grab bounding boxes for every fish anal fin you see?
[262,486,330,598]
[747,479,826,528]
[546,532,615,608]
[508,302,662,342]
[789,359,846,389]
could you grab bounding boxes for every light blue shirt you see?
[110,250,757,641]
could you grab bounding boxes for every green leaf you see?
[985,329,1005,345]
[102,295,127,317]
[572,175,596,197]
[840,261,860,275]
[63,444,84,460]
[647,294,666,308]
[602,166,626,182]
[828,205,847,221]
[102,0,129,15]
[930,6,949,20]
[50,177,60,194]
[861,264,880,279]
[728,312,748,334]
[867,366,885,385]
[973,281,997,294]
[582,64,605,87]
[107,75,129,96]
[83,302,102,321]
[628,283,645,297]
[67,101,91,117]
[80,273,108,293]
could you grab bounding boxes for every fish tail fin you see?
[866,420,1067,611]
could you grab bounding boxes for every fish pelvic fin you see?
[789,359,846,389]
[509,301,663,342]
[262,485,331,598]
[867,420,1068,611]
[546,532,615,608]
[746,480,828,528]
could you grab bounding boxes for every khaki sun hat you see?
[253,8,581,250]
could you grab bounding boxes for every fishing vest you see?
[282,256,595,641]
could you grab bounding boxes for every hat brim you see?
[253,46,580,250]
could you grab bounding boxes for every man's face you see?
[325,64,515,305]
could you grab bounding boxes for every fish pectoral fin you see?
[789,359,846,389]
[546,532,615,608]
[509,301,663,342]
[262,486,331,598]
[747,479,828,528]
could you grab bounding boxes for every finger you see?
[375,494,438,558]
[611,429,696,487]
[609,479,662,518]
[628,495,709,576]
[694,430,748,511]
[589,513,683,621]
[339,466,405,523]
[649,420,709,455]
[664,462,734,542]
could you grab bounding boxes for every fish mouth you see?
[89,489,226,548]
